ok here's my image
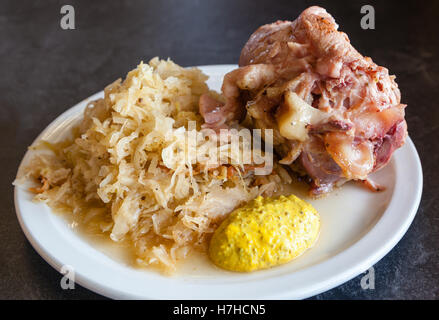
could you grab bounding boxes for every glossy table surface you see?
[0,0,438,299]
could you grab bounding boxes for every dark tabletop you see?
[1,0,438,300]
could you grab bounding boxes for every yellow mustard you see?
[209,195,320,272]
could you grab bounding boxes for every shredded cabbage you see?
[14,58,291,273]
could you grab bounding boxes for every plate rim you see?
[14,64,423,299]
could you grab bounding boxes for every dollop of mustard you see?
[209,195,320,272]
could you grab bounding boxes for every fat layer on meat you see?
[199,6,407,195]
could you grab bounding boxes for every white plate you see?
[14,65,423,299]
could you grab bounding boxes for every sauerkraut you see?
[14,58,291,272]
